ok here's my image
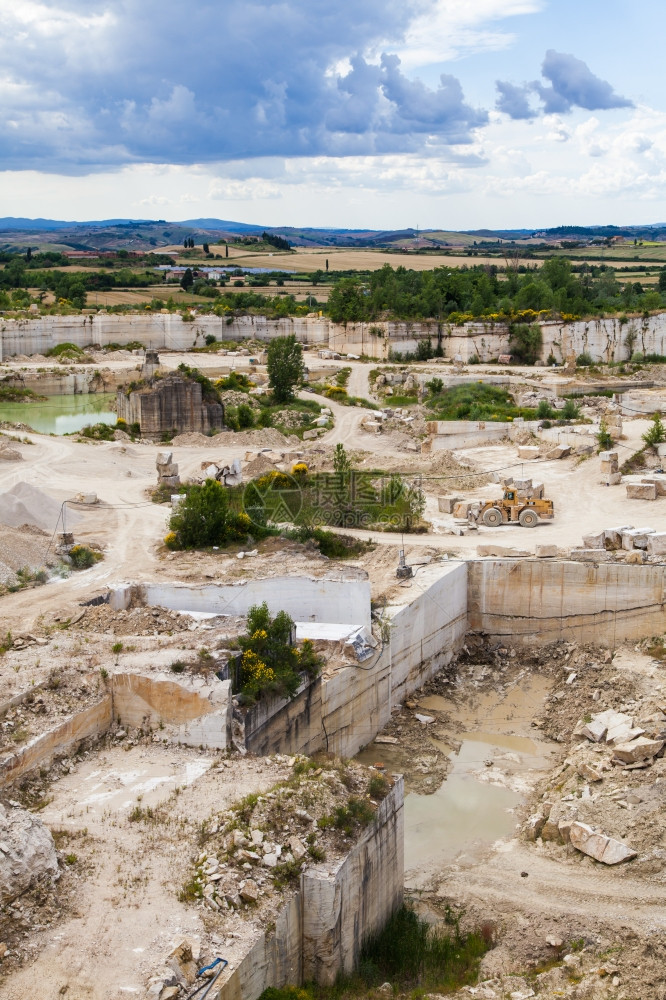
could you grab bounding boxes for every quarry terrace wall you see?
[467,559,666,646]
[215,777,404,1000]
[232,561,469,759]
[111,575,372,629]
[4,311,666,363]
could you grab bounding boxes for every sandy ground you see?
[3,354,666,998]
[2,749,291,1000]
[0,358,664,629]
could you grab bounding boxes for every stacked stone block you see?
[156,450,180,488]
[600,451,621,486]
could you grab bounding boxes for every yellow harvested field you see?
[163,245,539,272]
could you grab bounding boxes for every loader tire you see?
[483,507,503,527]
[519,508,539,527]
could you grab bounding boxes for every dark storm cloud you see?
[0,0,487,172]
[496,50,633,119]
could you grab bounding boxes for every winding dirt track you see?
[430,841,666,934]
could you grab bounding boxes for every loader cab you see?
[505,490,515,501]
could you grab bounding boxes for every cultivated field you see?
[166,245,541,272]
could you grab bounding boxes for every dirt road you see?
[434,840,666,934]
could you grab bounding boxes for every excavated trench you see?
[356,667,558,887]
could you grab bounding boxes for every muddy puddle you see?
[357,674,557,886]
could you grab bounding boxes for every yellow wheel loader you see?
[478,489,554,528]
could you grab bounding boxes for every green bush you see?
[576,351,594,366]
[237,403,255,429]
[286,526,372,559]
[238,602,322,701]
[78,422,115,441]
[561,398,580,420]
[508,323,542,364]
[642,412,666,447]
[168,480,256,549]
[368,773,390,799]
[69,545,103,569]
[426,377,444,395]
[536,399,554,419]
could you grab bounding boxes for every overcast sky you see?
[1,0,664,229]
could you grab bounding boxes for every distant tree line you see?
[262,231,292,251]
[326,258,666,323]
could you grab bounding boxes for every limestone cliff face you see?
[116,376,224,436]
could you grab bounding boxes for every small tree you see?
[266,334,304,403]
[643,412,666,447]
[508,323,542,365]
[238,602,322,701]
[168,480,252,548]
[333,442,352,480]
[536,399,554,419]
[180,267,194,292]
[561,398,580,420]
[597,417,612,452]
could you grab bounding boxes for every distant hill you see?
[3,217,666,252]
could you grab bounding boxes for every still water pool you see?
[0,394,116,435]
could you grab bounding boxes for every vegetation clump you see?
[238,602,323,702]
[267,335,305,403]
[258,905,491,999]
[69,545,103,570]
[167,480,256,549]
[642,412,666,447]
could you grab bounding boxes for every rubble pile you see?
[143,756,391,998]
[200,457,242,486]
[75,604,202,636]
[0,673,104,754]
[523,643,666,872]
[181,756,388,918]
[575,523,666,562]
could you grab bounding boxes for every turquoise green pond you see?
[0,394,117,435]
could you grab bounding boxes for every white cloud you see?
[390,0,545,68]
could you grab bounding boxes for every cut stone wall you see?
[215,778,404,1000]
[320,562,467,758]
[111,574,372,629]
[112,672,231,750]
[5,310,666,364]
[0,672,233,787]
[424,419,542,451]
[0,697,113,788]
[468,559,666,645]
[116,376,224,436]
[302,776,404,983]
[241,675,323,758]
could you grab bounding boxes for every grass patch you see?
[319,796,375,836]
[259,905,492,999]
[285,526,374,560]
[45,342,85,358]
[2,566,48,594]
[620,445,649,475]
[426,383,534,421]
[0,385,46,403]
